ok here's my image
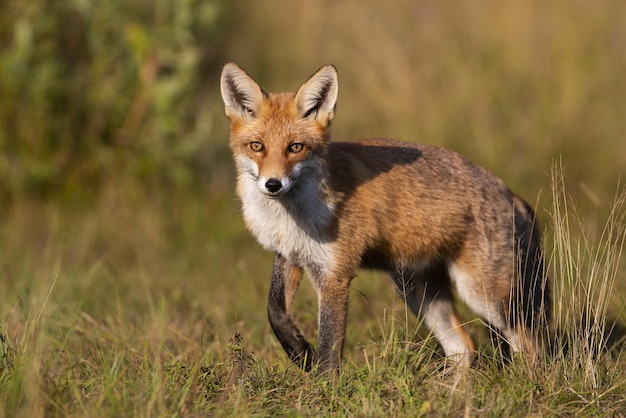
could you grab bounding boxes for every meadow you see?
[1,0,626,416]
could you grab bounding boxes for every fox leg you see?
[450,253,548,363]
[499,280,548,363]
[268,253,315,371]
[316,275,351,374]
[422,297,475,366]
[394,264,474,366]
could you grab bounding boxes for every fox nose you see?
[265,178,283,193]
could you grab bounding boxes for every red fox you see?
[220,62,550,373]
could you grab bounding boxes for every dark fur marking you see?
[302,81,331,118]
[226,74,256,117]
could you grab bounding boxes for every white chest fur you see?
[237,171,336,281]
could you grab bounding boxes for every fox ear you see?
[295,65,338,125]
[220,62,265,119]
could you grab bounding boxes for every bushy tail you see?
[512,197,551,333]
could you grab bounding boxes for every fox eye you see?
[249,141,264,152]
[288,143,304,153]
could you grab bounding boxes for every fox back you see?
[220,62,550,373]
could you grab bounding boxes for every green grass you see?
[2,0,626,416]
[1,169,625,417]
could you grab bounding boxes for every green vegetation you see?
[1,0,625,416]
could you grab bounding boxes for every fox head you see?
[220,63,338,198]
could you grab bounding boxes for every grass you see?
[2,0,626,416]
[1,168,625,417]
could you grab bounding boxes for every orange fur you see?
[220,63,550,373]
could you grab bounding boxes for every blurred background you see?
[1,0,625,345]
[2,0,625,208]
